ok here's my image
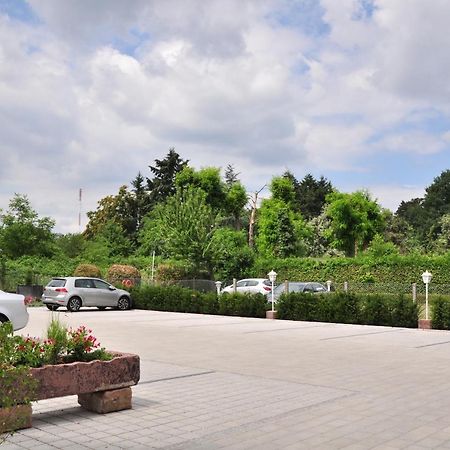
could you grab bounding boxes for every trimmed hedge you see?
[431,297,450,329]
[252,254,450,287]
[131,285,267,318]
[277,292,418,328]
[73,264,101,278]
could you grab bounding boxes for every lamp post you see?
[268,270,277,312]
[422,270,432,320]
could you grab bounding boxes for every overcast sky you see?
[1,0,449,233]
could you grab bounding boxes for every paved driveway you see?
[4,307,450,449]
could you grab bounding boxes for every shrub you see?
[155,261,195,283]
[106,264,140,287]
[219,293,267,318]
[73,263,101,278]
[132,285,266,317]
[278,292,418,328]
[431,296,450,329]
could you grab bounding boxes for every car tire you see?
[0,314,8,324]
[67,297,82,312]
[97,306,107,310]
[46,304,59,311]
[117,296,131,310]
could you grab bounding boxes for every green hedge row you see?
[252,254,450,285]
[131,285,267,318]
[277,292,419,328]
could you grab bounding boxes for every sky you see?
[0,0,449,233]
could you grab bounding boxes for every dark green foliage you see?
[326,191,384,257]
[210,229,255,281]
[0,194,56,259]
[218,293,267,318]
[295,173,333,220]
[132,284,216,314]
[431,297,450,329]
[390,295,419,328]
[359,294,391,325]
[277,292,317,321]
[131,285,266,317]
[278,292,418,328]
[396,198,426,234]
[147,148,188,205]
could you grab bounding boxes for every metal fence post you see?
[284,280,289,294]
[412,283,416,302]
[233,278,237,294]
[344,281,348,292]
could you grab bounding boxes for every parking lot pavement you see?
[4,307,450,449]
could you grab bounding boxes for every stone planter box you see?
[0,404,32,433]
[31,352,140,400]
[0,352,140,434]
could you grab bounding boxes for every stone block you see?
[418,319,432,329]
[266,310,278,320]
[78,387,132,414]
[0,404,32,433]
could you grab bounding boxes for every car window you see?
[291,284,306,293]
[246,280,258,287]
[48,279,66,288]
[236,281,246,288]
[303,284,314,292]
[263,280,271,287]
[92,279,110,290]
[75,279,94,288]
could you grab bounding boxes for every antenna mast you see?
[78,188,82,231]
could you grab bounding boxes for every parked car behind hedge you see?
[270,282,328,302]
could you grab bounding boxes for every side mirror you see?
[108,286,116,291]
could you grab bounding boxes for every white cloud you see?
[0,1,450,232]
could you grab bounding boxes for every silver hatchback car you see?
[42,277,132,312]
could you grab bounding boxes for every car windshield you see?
[48,279,66,288]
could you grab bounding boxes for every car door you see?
[91,279,117,307]
[235,280,247,293]
[243,280,259,293]
[74,278,96,306]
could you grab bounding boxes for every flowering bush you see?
[66,325,103,362]
[0,321,111,369]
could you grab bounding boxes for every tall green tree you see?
[0,194,55,258]
[423,169,450,218]
[256,177,308,257]
[84,186,135,244]
[130,171,152,233]
[147,148,188,206]
[139,187,219,273]
[289,173,333,220]
[325,191,384,257]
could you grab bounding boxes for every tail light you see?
[55,288,68,293]
[263,286,271,291]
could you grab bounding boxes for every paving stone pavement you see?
[3,307,450,449]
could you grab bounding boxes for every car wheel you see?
[0,315,8,324]
[97,306,107,310]
[117,296,131,310]
[67,297,82,312]
[46,304,59,311]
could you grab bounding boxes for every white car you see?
[0,290,29,331]
[42,277,132,312]
[221,278,272,295]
